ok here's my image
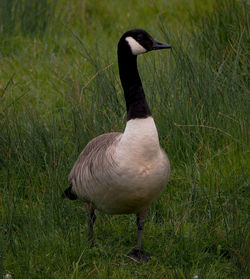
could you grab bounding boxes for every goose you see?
[63,29,171,262]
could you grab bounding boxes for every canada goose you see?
[63,29,171,262]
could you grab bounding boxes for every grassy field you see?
[0,0,249,278]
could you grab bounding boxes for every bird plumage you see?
[66,117,169,214]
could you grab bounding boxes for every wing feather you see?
[68,132,122,201]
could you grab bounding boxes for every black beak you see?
[152,39,171,50]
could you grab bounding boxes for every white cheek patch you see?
[125,36,147,55]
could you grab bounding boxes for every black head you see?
[118,29,171,56]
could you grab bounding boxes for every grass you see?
[0,0,249,278]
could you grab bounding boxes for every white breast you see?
[117,117,160,163]
[96,116,170,213]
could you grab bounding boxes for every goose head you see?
[118,29,171,56]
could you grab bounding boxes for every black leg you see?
[128,208,150,262]
[85,204,96,246]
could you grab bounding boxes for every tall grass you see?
[0,0,249,278]
[0,0,57,37]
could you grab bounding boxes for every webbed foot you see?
[128,248,150,262]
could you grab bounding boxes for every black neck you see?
[118,51,151,121]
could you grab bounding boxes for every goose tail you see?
[62,185,78,200]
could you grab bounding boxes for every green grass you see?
[0,0,249,278]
